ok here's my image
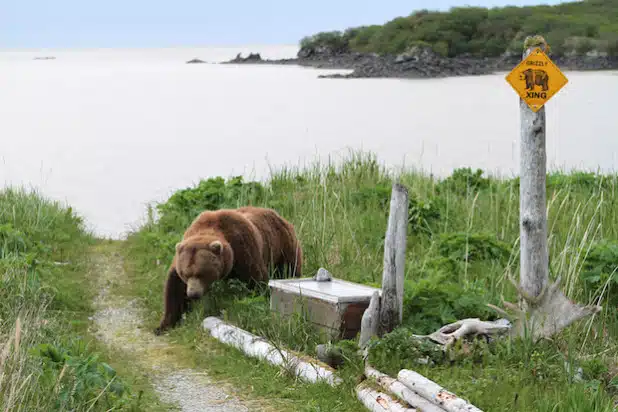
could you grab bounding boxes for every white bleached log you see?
[202,316,341,386]
[397,369,483,412]
[356,383,418,412]
[365,366,445,412]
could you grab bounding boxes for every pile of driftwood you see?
[359,366,482,412]
[202,314,483,411]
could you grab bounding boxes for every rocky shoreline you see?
[213,47,618,79]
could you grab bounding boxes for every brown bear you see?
[154,206,303,335]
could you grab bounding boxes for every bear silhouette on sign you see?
[520,68,549,92]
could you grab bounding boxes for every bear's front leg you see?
[154,265,188,335]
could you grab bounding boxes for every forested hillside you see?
[299,0,618,58]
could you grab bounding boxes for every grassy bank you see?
[299,0,618,58]
[0,188,166,411]
[125,151,618,411]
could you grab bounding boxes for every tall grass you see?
[125,151,618,411]
[0,188,144,411]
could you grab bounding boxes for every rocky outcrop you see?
[186,58,207,64]
[219,45,618,79]
[219,51,300,66]
[552,54,618,71]
[227,52,263,63]
[317,46,497,79]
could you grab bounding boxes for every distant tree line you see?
[299,0,618,58]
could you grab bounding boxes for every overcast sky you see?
[1,0,566,48]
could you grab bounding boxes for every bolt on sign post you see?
[506,36,569,302]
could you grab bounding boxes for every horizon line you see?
[0,43,302,51]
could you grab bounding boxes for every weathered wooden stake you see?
[378,182,409,336]
[519,36,550,305]
[359,291,380,349]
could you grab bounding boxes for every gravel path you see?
[88,246,253,412]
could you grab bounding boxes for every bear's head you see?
[174,236,233,299]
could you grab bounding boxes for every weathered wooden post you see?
[518,36,550,304]
[378,182,409,336]
[502,36,600,340]
[505,35,567,305]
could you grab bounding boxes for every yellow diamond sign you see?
[505,47,568,112]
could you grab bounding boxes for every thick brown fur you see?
[154,206,303,335]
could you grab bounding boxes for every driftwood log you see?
[365,366,445,412]
[356,382,417,412]
[412,318,511,348]
[397,369,482,412]
[202,317,341,386]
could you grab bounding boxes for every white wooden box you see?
[268,277,382,340]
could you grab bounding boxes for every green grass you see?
[0,188,167,411]
[124,151,618,411]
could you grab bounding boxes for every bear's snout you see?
[186,277,205,299]
[186,290,202,299]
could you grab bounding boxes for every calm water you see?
[1,46,617,238]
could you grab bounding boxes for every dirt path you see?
[88,243,255,412]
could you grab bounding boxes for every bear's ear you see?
[175,242,183,252]
[209,240,223,255]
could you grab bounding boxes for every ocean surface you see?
[1,46,617,238]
